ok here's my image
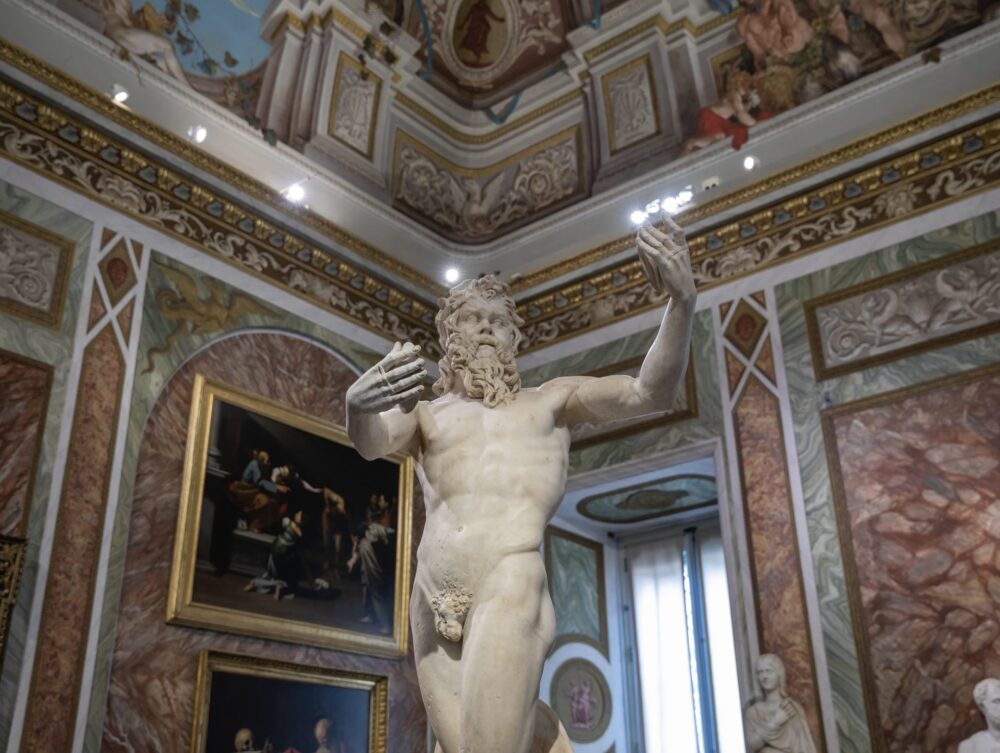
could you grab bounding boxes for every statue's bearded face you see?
[435,292,523,408]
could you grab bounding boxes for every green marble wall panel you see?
[84,252,382,751]
[776,209,1000,753]
[546,527,607,655]
[521,309,723,477]
[0,179,92,748]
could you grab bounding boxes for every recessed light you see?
[110,84,129,104]
[284,183,306,203]
[661,196,680,214]
[743,155,758,171]
[445,268,460,283]
[630,210,647,226]
[677,188,693,204]
[187,125,207,143]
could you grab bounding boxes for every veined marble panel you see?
[545,527,607,656]
[776,209,1000,753]
[100,331,426,753]
[0,179,90,751]
[825,367,1000,752]
[0,351,51,537]
[806,240,1000,379]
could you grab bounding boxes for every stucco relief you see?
[603,57,660,153]
[0,210,72,327]
[392,128,582,241]
[807,242,1000,377]
[329,54,381,159]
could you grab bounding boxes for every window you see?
[623,523,745,753]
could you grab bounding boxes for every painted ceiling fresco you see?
[55,0,998,242]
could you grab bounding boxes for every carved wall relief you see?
[805,239,1000,379]
[602,56,661,154]
[391,126,584,242]
[328,52,382,159]
[0,208,73,328]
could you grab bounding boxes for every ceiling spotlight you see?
[743,155,758,171]
[187,125,207,144]
[644,200,661,215]
[445,268,460,283]
[661,196,680,214]
[630,210,647,226]
[677,188,693,204]
[110,84,129,104]
[283,183,306,203]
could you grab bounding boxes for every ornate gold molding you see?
[511,82,1000,293]
[0,36,441,295]
[0,78,441,354]
[515,114,1000,352]
[394,89,584,146]
[584,12,737,64]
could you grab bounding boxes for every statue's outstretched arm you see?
[564,217,696,426]
[347,342,425,460]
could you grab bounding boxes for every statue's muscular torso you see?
[412,381,578,616]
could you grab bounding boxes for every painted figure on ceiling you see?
[100,0,192,86]
[808,0,909,58]
[456,0,506,63]
[744,654,817,753]
[736,0,817,65]
[680,69,773,155]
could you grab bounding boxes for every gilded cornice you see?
[394,89,585,146]
[0,77,442,354]
[515,114,1000,352]
[511,82,1000,293]
[0,36,441,295]
[583,12,738,64]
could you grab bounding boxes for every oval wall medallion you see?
[443,0,519,87]
[550,658,612,743]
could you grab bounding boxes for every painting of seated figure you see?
[167,375,414,658]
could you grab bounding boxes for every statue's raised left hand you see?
[636,216,696,303]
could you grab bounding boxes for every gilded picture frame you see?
[190,650,389,753]
[167,375,414,658]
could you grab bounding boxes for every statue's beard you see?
[439,334,520,408]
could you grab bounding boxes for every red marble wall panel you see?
[826,368,1000,753]
[735,375,824,747]
[23,326,125,753]
[102,332,427,753]
[0,350,52,536]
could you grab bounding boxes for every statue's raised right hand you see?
[347,341,427,415]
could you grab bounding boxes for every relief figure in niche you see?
[959,678,1000,753]
[744,654,817,753]
[680,70,774,155]
[346,215,697,753]
[101,0,191,85]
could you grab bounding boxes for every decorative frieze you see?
[0,208,73,328]
[805,239,1000,379]
[391,127,584,242]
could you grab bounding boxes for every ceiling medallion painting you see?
[414,0,569,103]
[577,474,718,524]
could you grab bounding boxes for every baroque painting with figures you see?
[168,376,413,657]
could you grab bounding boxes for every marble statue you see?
[346,217,696,753]
[744,654,817,753]
[959,678,1000,753]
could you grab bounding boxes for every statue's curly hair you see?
[433,275,525,399]
[974,678,1000,710]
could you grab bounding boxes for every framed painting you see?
[190,650,388,753]
[168,375,414,657]
[571,351,697,449]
